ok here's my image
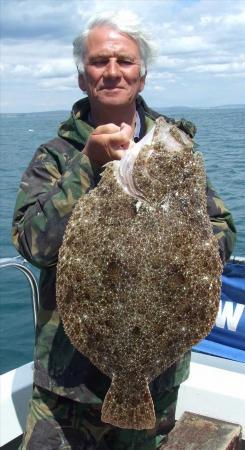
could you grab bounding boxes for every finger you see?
[120,122,133,140]
[109,125,133,150]
[110,149,127,160]
[92,123,120,136]
[108,132,130,150]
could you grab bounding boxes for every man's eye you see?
[89,59,135,68]
[91,60,108,67]
[118,60,133,66]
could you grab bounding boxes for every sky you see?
[0,0,245,113]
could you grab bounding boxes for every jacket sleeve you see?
[12,141,96,269]
[206,178,236,265]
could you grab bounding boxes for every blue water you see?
[0,107,244,374]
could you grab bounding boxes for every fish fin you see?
[101,374,156,430]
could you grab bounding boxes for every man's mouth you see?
[99,86,124,91]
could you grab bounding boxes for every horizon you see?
[1,0,245,113]
[1,103,245,115]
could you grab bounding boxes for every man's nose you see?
[104,59,121,78]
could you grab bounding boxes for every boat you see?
[0,256,244,448]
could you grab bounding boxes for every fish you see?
[56,117,222,430]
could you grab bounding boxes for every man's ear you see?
[78,73,87,92]
[139,71,147,92]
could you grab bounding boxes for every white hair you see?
[73,10,155,76]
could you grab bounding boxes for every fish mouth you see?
[114,116,194,202]
[116,125,156,201]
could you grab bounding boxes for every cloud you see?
[153,85,166,91]
[0,0,87,40]
[148,71,178,83]
[200,10,245,27]
[39,75,77,90]
[1,0,245,112]
[9,60,75,79]
[33,61,75,79]
[185,60,245,76]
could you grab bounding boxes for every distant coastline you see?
[155,104,245,110]
[1,104,245,115]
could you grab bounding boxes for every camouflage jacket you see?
[12,96,236,404]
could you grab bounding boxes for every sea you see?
[0,106,244,374]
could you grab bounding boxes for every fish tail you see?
[101,374,156,430]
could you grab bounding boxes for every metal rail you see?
[0,256,39,329]
[230,256,245,263]
[0,254,244,330]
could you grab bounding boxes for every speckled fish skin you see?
[56,117,222,430]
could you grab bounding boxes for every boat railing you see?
[0,256,39,329]
[0,254,244,332]
[229,256,245,263]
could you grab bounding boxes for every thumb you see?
[120,122,133,140]
[109,122,133,150]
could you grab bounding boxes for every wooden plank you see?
[160,411,242,450]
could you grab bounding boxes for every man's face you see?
[79,26,146,108]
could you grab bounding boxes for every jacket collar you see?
[58,95,196,151]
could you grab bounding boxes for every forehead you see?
[84,26,141,58]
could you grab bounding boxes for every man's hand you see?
[83,122,132,167]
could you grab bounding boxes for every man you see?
[13,12,236,450]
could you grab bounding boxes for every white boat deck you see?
[1,352,244,447]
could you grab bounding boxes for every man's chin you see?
[96,94,133,108]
